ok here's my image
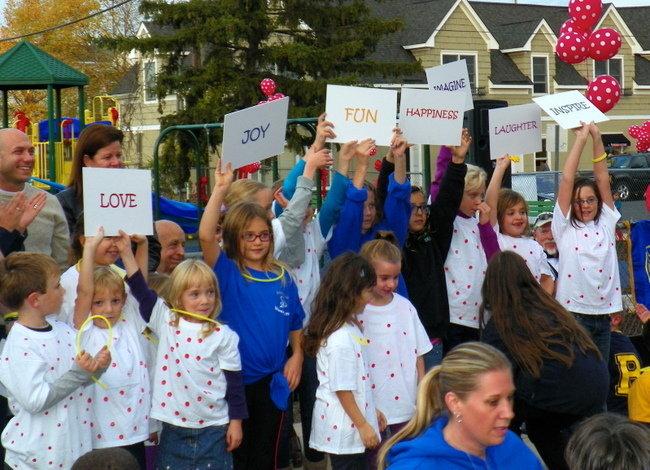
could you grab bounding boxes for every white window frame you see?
[440,51,478,93]
[593,56,624,89]
[531,54,549,95]
[143,60,157,104]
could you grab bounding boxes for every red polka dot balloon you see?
[629,125,643,139]
[559,18,587,37]
[555,31,588,64]
[568,0,602,31]
[588,28,622,61]
[260,78,276,98]
[586,75,621,113]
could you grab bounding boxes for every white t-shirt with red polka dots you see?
[495,229,552,282]
[444,215,488,329]
[0,321,93,469]
[357,294,432,425]
[79,306,151,448]
[290,219,330,325]
[148,299,241,428]
[310,322,380,455]
[552,202,622,314]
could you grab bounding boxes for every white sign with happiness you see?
[83,167,153,237]
[399,88,464,145]
[222,97,289,169]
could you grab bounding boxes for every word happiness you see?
[100,193,138,208]
[241,123,271,144]
[549,102,590,115]
[494,120,538,135]
[404,108,460,120]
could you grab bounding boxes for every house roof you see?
[490,50,531,85]
[140,21,176,38]
[617,7,650,51]
[635,55,650,86]
[470,2,567,50]
[0,40,88,89]
[111,64,138,95]
[554,57,588,86]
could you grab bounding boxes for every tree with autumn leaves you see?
[0,0,139,121]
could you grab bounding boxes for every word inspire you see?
[431,78,467,92]
[549,102,590,115]
[494,121,538,135]
[404,108,460,120]
[242,123,271,144]
[100,193,138,208]
[345,108,378,124]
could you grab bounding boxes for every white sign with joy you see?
[533,90,608,129]
[82,167,153,237]
[398,88,464,145]
[325,85,397,146]
[222,96,289,169]
[425,60,474,111]
[488,103,542,159]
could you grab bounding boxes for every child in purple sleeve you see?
[328,130,411,296]
[443,163,499,352]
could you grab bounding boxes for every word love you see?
[99,193,138,208]
[241,123,271,144]
[431,78,467,92]
[404,108,460,120]
[549,102,589,115]
[494,121,538,135]
[344,108,378,123]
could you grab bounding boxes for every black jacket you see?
[402,161,466,339]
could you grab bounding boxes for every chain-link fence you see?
[512,171,649,222]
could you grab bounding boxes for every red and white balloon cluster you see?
[628,122,650,153]
[555,0,622,113]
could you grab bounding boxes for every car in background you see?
[608,153,650,200]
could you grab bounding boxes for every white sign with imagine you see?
[425,59,474,111]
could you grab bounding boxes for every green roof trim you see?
[0,40,88,89]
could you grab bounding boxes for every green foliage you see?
[101,0,419,179]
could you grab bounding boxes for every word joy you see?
[241,123,271,144]
[344,107,378,123]
[100,193,138,208]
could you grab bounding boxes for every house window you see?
[144,61,156,102]
[532,56,548,94]
[594,57,623,85]
[442,53,477,91]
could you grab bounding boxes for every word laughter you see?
[494,121,538,135]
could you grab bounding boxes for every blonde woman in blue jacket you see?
[377,343,542,470]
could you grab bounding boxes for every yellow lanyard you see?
[75,315,114,390]
[241,266,285,283]
[170,308,220,326]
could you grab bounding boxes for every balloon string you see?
[75,315,114,390]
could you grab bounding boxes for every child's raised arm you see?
[115,230,140,278]
[199,161,233,267]
[557,122,590,217]
[486,156,511,227]
[73,227,104,329]
[590,123,615,210]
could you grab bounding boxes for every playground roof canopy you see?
[0,40,88,90]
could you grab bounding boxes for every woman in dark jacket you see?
[480,251,608,470]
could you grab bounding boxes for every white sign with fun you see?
[222,96,289,169]
[399,88,464,145]
[425,59,474,111]
[533,90,608,129]
[325,85,397,146]
[83,167,153,237]
[489,103,542,159]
